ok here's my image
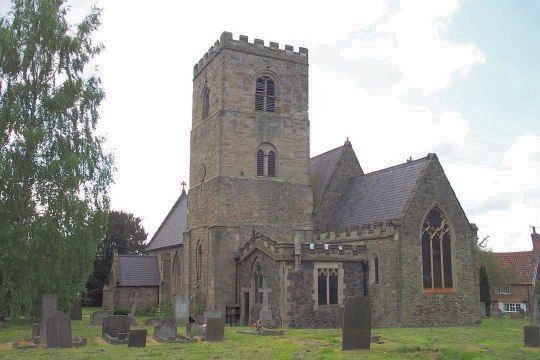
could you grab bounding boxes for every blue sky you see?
[1,0,538,251]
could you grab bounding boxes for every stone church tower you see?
[184,32,314,312]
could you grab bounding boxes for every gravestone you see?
[206,316,225,342]
[524,326,540,347]
[45,311,72,348]
[32,323,42,339]
[174,295,189,325]
[187,323,203,337]
[70,298,82,321]
[342,296,371,351]
[259,282,273,321]
[153,323,177,341]
[90,310,110,325]
[130,292,140,318]
[205,309,222,321]
[102,315,130,345]
[41,293,58,340]
[128,329,147,347]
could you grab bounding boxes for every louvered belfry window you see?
[422,207,453,291]
[256,150,264,176]
[255,76,276,112]
[267,151,276,177]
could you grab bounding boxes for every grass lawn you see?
[0,307,539,359]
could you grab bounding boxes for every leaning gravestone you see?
[342,296,371,351]
[174,295,189,325]
[45,311,72,348]
[128,329,147,347]
[206,315,225,342]
[70,298,82,321]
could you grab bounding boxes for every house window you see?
[256,143,277,177]
[496,286,511,295]
[196,242,202,284]
[202,86,210,119]
[504,303,521,313]
[253,261,264,304]
[318,268,339,305]
[255,76,276,112]
[422,206,453,291]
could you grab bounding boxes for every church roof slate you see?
[310,145,344,208]
[329,157,428,229]
[117,255,160,287]
[147,191,188,251]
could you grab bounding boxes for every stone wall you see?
[110,286,158,311]
[398,156,480,326]
[148,246,185,301]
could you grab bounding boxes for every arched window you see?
[257,150,264,176]
[202,86,210,119]
[172,253,181,276]
[256,143,277,178]
[196,242,202,284]
[422,207,453,290]
[267,151,275,177]
[255,76,276,112]
[253,260,264,303]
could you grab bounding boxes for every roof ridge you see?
[310,145,344,160]
[363,156,428,176]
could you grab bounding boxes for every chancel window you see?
[255,76,276,112]
[422,207,453,291]
[202,86,210,119]
[318,268,339,305]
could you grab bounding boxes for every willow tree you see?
[0,0,113,318]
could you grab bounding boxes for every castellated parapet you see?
[193,31,308,78]
[315,221,396,242]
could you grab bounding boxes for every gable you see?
[147,191,188,251]
[329,157,427,229]
[310,145,344,208]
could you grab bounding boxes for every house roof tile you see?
[493,251,538,285]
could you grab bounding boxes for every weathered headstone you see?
[70,298,82,321]
[187,323,203,337]
[206,316,225,342]
[205,309,222,321]
[130,292,140,318]
[524,326,540,347]
[45,311,72,348]
[102,315,130,345]
[128,329,147,347]
[174,295,189,325]
[90,310,110,325]
[41,294,58,322]
[342,296,371,351]
[153,323,177,341]
[32,323,42,339]
[259,282,272,321]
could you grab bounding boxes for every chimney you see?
[532,226,540,256]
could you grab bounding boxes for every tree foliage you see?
[477,236,514,294]
[85,211,147,306]
[0,0,112,318]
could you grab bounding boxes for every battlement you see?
[193,32,309,78]
[316,221,396,242]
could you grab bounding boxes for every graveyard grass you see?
[0,308,539,359]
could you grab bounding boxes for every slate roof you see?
[329,157,428,229]
[493,251,539,285]
[117,255,161,287]
[310,145,344,207]
[147,191,188,251]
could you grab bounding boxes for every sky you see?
[2,0,539,251]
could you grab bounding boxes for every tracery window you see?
[317,268,339,305]
[255,76,276,112]
[202,86,210,119]
[422,207,453,291]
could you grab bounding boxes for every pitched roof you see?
[329,157,428,228]
[117,255,160,287]
[147,191,188,251]
[310,145,344,207]
[493,251,538,285]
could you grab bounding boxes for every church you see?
[104,32,481,328]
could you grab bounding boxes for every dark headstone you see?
[129,329,147,347]
[45,311,72,348]
[524,325,540,347]
[206,317,225,342]
[342,296,371,351]
[70,298,82,321]
[32,323,42,339]
[102,315,130,345]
